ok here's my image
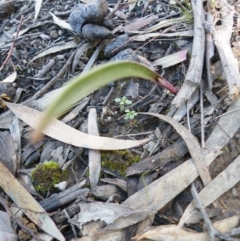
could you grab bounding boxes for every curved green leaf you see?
[33,61,177,140]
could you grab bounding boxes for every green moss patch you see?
[101,150,140,176]
[31,161,66,195]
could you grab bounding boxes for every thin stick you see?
[0,15,24,71]
[191,184,218,241]
[200,81,205,148]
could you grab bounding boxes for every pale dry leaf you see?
[34,0,43,22]
[50,12,74,31]
[123,15,158,32]
[128,0,137,13]
[134,216,240,241]
[2,71,17,83]
[72,42,96,73]
[29,41,77,64]
[0,163,65,241]
[129,16,186,34]
[100,178,127,192]
[88,108,101,187]
[4,101,149,150]
[0,211,18,241]
[73,202,153,229]
[131,30,193,41]
[152,50,187,68]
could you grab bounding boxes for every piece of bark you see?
[213,0,240,101]
[126,138,188,176]
[172,0,205,108]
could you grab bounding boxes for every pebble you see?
[50,30,58,39]
[82,24,113,42]
[90,99,96,106]
[110,48,139,62]
[104,34,129,58]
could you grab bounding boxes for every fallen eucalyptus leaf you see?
[3,101,149,150]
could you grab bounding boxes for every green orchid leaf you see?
[33,60,177,141]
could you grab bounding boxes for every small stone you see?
[104,34,129,58]
[82,24,113,42]
[68,6,85,36]
[0,82,16,101]
[102,19,114,30]
[90,99,96,106]
[81,0,108,23]
[50,30,58,39]
[110,48,139,62]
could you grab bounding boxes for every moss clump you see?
[101,150,140,176]
[31,161,66,195]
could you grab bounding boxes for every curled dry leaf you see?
[139,112,211,186]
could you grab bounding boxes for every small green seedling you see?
[115,96,132,111]
[124,109,138,120]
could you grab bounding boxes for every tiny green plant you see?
[124,109,138,120]
[115,96,132,111]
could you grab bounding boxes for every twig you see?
[102,86,114,106]
[191,184,219,241]
[191,184,239,241]
[200,81,205,148]
[128,84,157,109]
[82,40,108,73]
[0,15,24,71]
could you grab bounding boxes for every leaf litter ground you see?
[1,0,240,240]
